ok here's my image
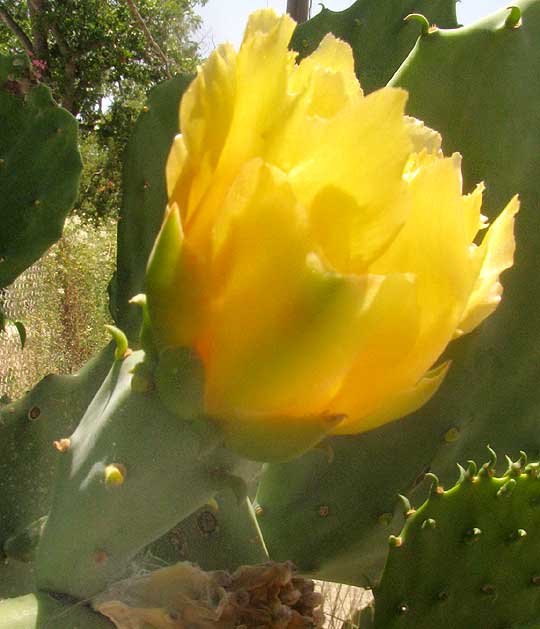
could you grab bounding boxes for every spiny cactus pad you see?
[0,54,81,288]
[374,453,540,628]
[290,0,458,93]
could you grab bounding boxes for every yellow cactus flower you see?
[146,10,518,461]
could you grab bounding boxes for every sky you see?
[198,1,510,55]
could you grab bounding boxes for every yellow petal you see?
[215,11,296,174]
[202,160,419,420]
[332,362,450,435]
[265,34,361,173]
[220,412,346,463]
[457,195,519,336]
[327,272,421,427]
[462,182,486,243]
[166,134,187,198]
[290,33,361,118]
[291,87,412,271]
[168,43,237,224]
[370,153,473,372]
[405,116,442,155]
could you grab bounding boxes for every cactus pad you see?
[109,75,192,341]
[374,453,540,628]
[290,0,458,93]
[0,54,81,288]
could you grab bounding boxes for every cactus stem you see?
[104,463,127,487]
[505,6,522,29]
[53,438,71,453]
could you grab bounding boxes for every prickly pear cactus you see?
[290,0,458,93]
[0,54,81,288]
[374,452,540,628]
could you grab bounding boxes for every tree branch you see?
[49,22,69,57]
[26,0,49,61]
[287,0,310,23]
[125,0,172,79]
[0,5,35,56]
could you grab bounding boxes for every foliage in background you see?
[0,0,204,117]
[0,0,206,220]
[0,216,116,398]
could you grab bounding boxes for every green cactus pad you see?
[35,351,256,599]
[0,346,113,546]
[374,455,540,628]
[0,54,81,288]
[145,494,268,573]
[0,345,113,598]
[109,75,192,341]
[257,0,540,587]
[290,0,458,93]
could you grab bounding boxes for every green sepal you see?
[155,346,205,420]
[220,413,345,463]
